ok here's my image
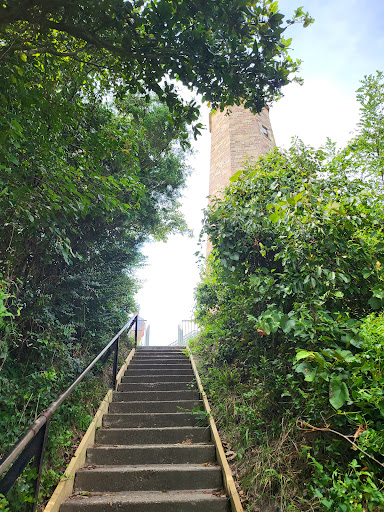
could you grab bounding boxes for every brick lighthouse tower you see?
[206,104,276,254]
[209,104,276,198]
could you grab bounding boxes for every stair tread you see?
[74,464,223,492]
[98,426,207,431]
[65,489,227,504]
[120,381,193,384]
[79,464,220,472]
[133,357,188,360]
[108,411,192,416]
[111,400,200,404]
[126,369,193,373]
[130,363,191,365]
[118,383,195,390]
[122,376,193,379]
[113,390,198,395]
[90,443,213,448]
[113,391,199,402]
[114,389,198,396]
[109,401,202,413]
[105,412,193,416]
[132,356,188,359]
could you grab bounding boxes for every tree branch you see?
[297,419,384,468]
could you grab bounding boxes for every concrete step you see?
[133,353,188,358]
[109,400,202,414]
[117,382,195,392]
[87,444,216,465]
[125,368,194,376]
[61,489,229,512]
[96,426,210,445]
[131,356,189,361]
[121,375,194,383]
[132,354,187,358]
[74,464,223,493]
[137,347,185,351]
[58,343,232,512]
[131,359,188,365]
[132,352,187,356]
[103,412,202,428]
[113,390,199,402]
[129,363,192,370]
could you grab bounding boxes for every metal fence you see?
[169,320,200,346]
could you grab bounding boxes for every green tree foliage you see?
[351,71,384,184]
[194,75,384,510]
[0,39,191,508]
[0,0,313,125]
[0,71,190,353]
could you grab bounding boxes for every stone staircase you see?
[60,346,230,511]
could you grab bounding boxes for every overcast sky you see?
[135,0,384,345]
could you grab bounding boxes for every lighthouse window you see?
[262,125,269,137]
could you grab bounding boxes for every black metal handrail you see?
[0,312,139,510]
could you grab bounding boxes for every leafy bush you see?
[194,123,384,509]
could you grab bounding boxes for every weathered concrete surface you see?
[128,363,192,370]
[61,490,230,512]
[126,368,194,376]
[59,347,230,512]
[109,399,202,414]
[117,381,196,392]
[87,444,216,465]
[103,412,201,428]
[75,464,223,492]
[96,426,211,445]
[121,374,194,383]
[113,390,200,402]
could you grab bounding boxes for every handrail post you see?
[32,419,50,512]
[134,316,138,347]
[111,337,119,390]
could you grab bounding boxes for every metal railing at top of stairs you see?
[0,312,140,511]
[169,320,200,346]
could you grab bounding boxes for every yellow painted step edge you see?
[44,348,136,512]
[189,352,244,512]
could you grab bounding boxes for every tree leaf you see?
[329,377,350,409]
[281,318,296,333]
[368,296,384,310]
[270,212,280,223]
[296,362,317,382]
[296,349,311,361]
[229,170,242,182]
